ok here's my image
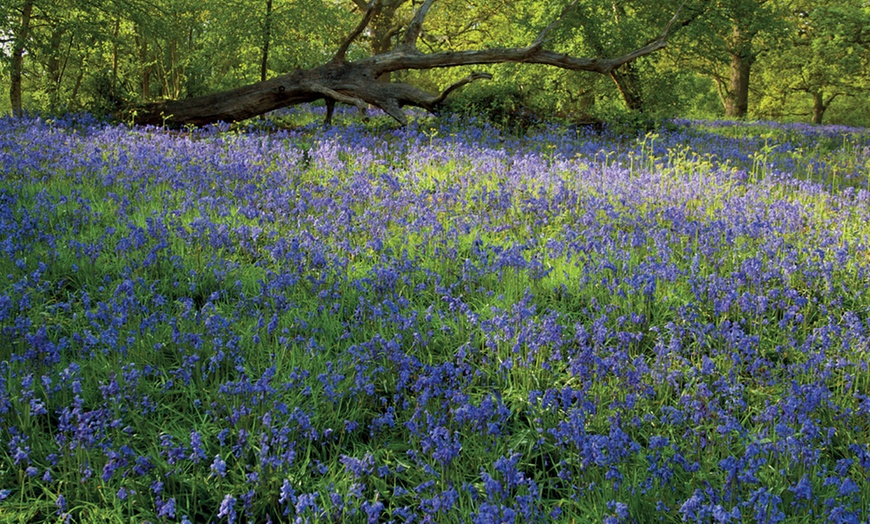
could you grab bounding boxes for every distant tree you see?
[560,0,703,113]
[756,0,869,124]
[4,0,34,116]
[675,0,786,118]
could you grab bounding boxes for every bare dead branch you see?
[309,83,368,110]
[660,1,694,39]
[333,0,380,63]
[432,72,493,106]
[400,0,437,50]
[380,99,408,125]
[369,39,668,77]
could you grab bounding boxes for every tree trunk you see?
[112,19,120,91]
[813,91,828,124]
[353,0,407,82]
[70,47,90,105]
[372,1,403,82]
[47,25,66,111]
[610,64,644,112]
[125,0,687,127]
[261,0,273,83]
[811,91,825,125]
[608,1,644,112]
[724,26,752,118]
[10,0,34,117]
[137,29,152,100]
[810,91,839,125]
[724,52,750,118]
[170,39,180,98]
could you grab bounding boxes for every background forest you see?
[1,0,868,127]
[3,1,870,523]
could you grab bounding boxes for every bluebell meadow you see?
[0,109,869,522]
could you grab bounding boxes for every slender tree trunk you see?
[260,0,273,83]
[112,19,120,91]
[70,45,90,105]
[47,26,66,111]
[811,91,828,125]
[10,0,34,117]
[170,39,180,98]
[71,66,85,105]
[810,91,839,125]
[138,29,152,100]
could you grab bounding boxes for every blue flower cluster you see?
[0,112,868,522]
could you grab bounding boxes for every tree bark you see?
[47,25,66,112]
[608,1,644,111]
[724,26,752,118]
[10,0,34,117]
[610,64,644,112]
[724,51,750,118]
[811,91,824,125]
[137,28,152,100]
[261,0,273,83]
[811,91,839,125]
[126,0,687,127]
[112,19,121,91]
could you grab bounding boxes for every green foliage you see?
[594,106,680,136]
[442,81,545,132]
[754,0,870,125]
[0,0,867,126]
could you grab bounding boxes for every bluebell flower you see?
[189,430,207,463]
[218,494,237,523]
[362,499,384,523]
[340,453,374,478]
[837,477,860,498]
[790,475,813,501]
[211,455,227,478]
[156,497,176,519]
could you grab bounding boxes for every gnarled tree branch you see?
[333,0,380,63]
[432,72,493,106]
[400,0,436,50]
[126,1,692,127]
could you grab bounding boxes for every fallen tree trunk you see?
[125,0,690,127]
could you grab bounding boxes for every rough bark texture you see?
[724,52,750,117]
[137,29,152,100]
[811,91,839,125]
[10,1,34,117]
[47,25,66,111]
[260,0,273,83]
[724,25,753,118]
[610,64,644,112]
[126,0,687,127]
